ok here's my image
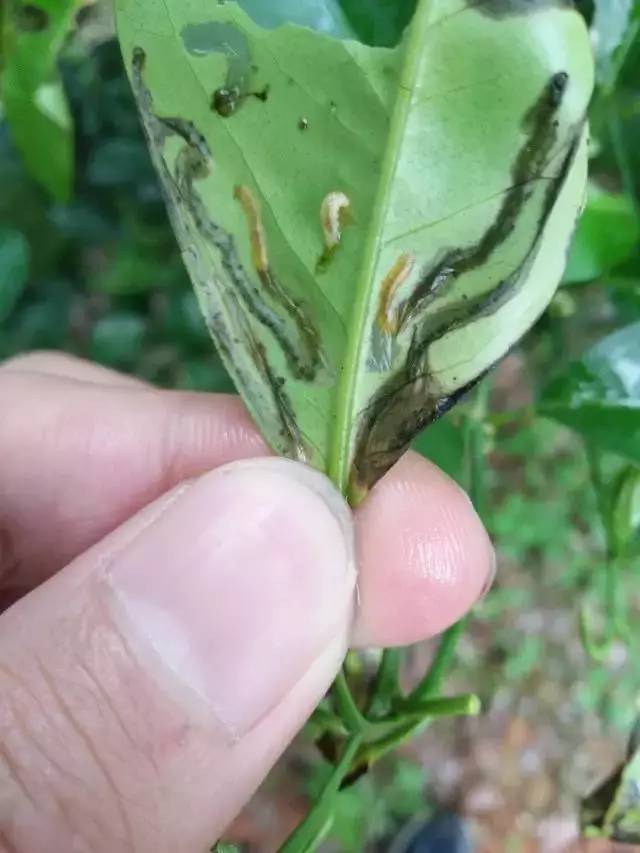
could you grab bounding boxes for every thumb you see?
[0,459,356,853]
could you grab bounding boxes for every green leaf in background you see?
[592,0,635,85]
[412,414,466,485]
[581,717,640,843]
[236,0,419,46]
[539,322,640,465]
[339,0,419,47]
[117,0,593,501]
[0,0,78,200]
[585,451,640,556]
[564,186,640,284]
[90,312,147,368]
[611,465,640,555]
[233,0,354,38]
[0,227,30,322]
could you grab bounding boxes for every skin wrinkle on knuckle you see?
[31,654,137,853]
[0,657,120,851]
[159,391,263,487]
[382,480,469,582]
[1,373,79,464]
[0,720,39,814]
[61,592,206,847]
[73,597,166,772]
[159,393,207,489]
[0,660,74,847]
[44,387,172,511]
[0,599,184,853]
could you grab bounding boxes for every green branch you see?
[279,735,363,853]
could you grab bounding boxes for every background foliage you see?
[1,1,639,849]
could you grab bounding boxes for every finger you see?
[0,459,356,853]
[0,358,494,647]
[352,452,495,647]
[1,350,148,387]
[0,366,267,594]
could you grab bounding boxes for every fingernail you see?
[106,458,356,737]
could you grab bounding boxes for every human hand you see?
[0,352,494,852]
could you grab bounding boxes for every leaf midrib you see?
[327,0,437,497]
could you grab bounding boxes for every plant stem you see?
[359,719,422,766]
[332,668,369,733]
[389,693,481,721]
[365,648,401,715]
[357,694,481,762]
[581,450,633,660]
[407,618,468,702]
[467,378,492,512]
[279,734,363,853]
[308,706,349,738]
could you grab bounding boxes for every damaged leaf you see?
[116,0,594,501]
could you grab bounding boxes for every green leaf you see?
[0,228,30,323]
[592,0,635,85]
[90,313,147,368]
[176,356,234,394]
[539,322,640,465]
[280,734,361,853]
[564,186,640,284]
[87,138,156,188]
[581,718,640,843]
[339,0,419,46]
[611,465,640,555]
[1,0,77,199]
[234,0,419,46]
[412,414,466,485]
[232,0,354,39]
[116,0,594,501]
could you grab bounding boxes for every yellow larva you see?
[321,191,351,252]
[234,185,269,273]
[377,253,416,335]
